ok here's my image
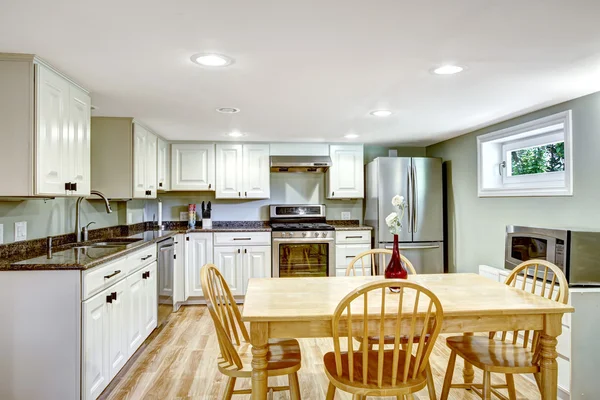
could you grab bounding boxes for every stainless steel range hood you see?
[270,156,332,172]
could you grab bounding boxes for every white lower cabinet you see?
[185,232,214,298]
[82,287,110,400]
[82,250,158,400]
[107,279,129,380]
[214,246,245,296]
[243,246,271,293]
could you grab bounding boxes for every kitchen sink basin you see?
[92,241,140,247]
[72,238,142,250]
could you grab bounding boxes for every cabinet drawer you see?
[335,230,371,244]
[126,245,157,275]
[336,244,372,270]
[82,257,128,300]
[214,232,270,246]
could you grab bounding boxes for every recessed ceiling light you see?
[191,53,234,67]
[216,107,240,114]
[227,131,246,138]
[432,65,464,75]
[370,110,393,117]
[345,133,359,139]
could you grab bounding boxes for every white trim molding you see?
[477,110,573,197]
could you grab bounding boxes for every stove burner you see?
[270,222,335,231]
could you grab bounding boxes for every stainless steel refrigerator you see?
[365,157,444,274]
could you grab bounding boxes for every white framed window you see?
[477,110,572,197]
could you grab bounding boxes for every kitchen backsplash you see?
[145,173,363,222]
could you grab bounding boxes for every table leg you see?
[540,315,561,400]
[462,332,475,388]
[250,321,269,400]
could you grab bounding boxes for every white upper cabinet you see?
[243,144,271,199]
[36,65,70,196]
[157,137,169,191]
[171,143,215,191]
[132,125,148,198]
[0,55,92,197]
[132,123,157,199]
[216,144,244,198]
[67,85,91,196]
[91,118,159,199]
[216,143,270,199]
[327,144,364,199]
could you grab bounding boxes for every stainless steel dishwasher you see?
[157,237,175,326]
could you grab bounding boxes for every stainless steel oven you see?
[270,204,336,278]
[272,231,335,277]
[506,225,600,287]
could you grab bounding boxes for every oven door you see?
[505,230,557,271]
[272,237,335,277]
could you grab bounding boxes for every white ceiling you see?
[2,0,600,146]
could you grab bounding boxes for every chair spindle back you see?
[200,264,249,370]
[491,260,569,360]
[345,249,417,276]
[331,280,443,388]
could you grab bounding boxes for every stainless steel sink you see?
[72,238,142,250]
[92,241,139,247]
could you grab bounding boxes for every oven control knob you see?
[321,232,327,238]
[287,232,293,237]
[313,232,319,237]
[302,232,307,237]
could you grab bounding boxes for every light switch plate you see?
[0,224,3,244]
[180,211,188,221]
[15,221,27,242]
[341,212,351,220]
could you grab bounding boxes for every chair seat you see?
[218,338,301,378]
[446,335,539,374]
[323,350,428,396]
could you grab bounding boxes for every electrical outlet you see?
[341,212,351,220]
[0,224,3,244]
[180,211,188,221]
[14,221,27,242]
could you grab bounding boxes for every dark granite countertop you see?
[6,231,179,271]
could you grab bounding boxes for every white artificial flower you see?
[391,195,405,207]
[385,212,398,227]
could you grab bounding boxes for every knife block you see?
[202,218,212,229]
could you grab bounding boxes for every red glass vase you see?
[385,235,408,292]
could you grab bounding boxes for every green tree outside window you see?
[510,142,565,176]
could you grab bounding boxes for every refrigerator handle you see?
[407,166,413,233]
[412,164,418,233]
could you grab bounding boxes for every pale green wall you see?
[426,91,600,273]
[0,198,148,244]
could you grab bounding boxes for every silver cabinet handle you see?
[345,236,363,239]
[233,238,251,241]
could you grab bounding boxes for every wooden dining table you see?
[242,273,574,400]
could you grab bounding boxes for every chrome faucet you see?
[75,190,113,242]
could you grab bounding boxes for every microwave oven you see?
[505,225,600,287]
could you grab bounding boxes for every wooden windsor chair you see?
[344,249,436,398]
[440,259,569,400]
[200,264,302,399]
[323,280,444,400]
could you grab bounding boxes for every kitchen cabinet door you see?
[336,244,372,275]
[216,144,244,199]
[185,233,214,298]
[66,84,91,196]
[36,64,70,196]
[243,144,270,199]
[243,246,271,294]
[171,143,215,191]
[132,124,147,198]
[126,269,144,355]
[107,279,128,379]
[82,288,109,400]
[327,144,364,199]
[142,262,158,337]
[157,137,169,191]
[214,246,244,296]
[145,131,158,198]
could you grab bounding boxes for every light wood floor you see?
[100,306,541,400]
